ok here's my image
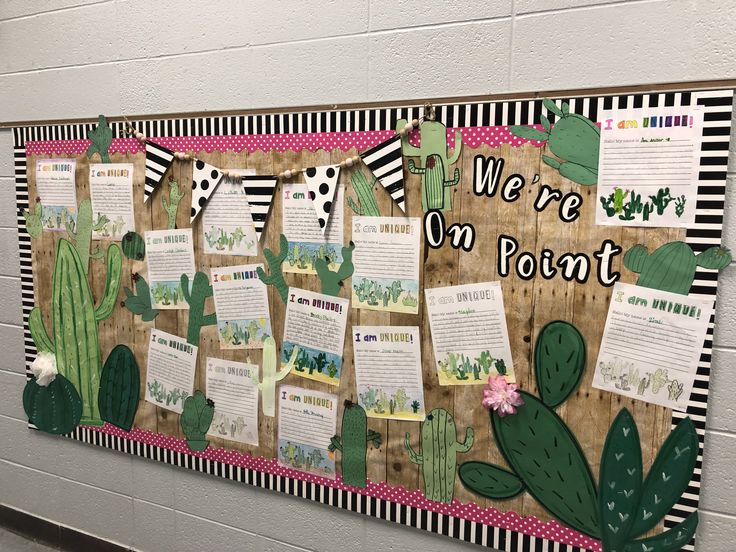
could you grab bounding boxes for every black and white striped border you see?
[13,89,734,552]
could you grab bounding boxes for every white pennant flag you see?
[304,164,340,234]
[191,160,224,222]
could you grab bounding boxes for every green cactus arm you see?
[455,427,474,453]
[367,429,382,448]
[543,98,564,118]
[509,125,550,141]
[695,246,732,269]
[445,168,460,187]
[94,244,123,321]
[90,245,104,260]
[558,162,598,186]
[257,234,289,304]
[346,196,364,215]
[162,196,170,211]
[64,212,78,239]
[395,119,421,156]
[29,307,54,353]
[447,130,462,165]
[404,432,423,464]
[180,273,192,303]
[276,345,298,381]
[540,114,551,132]
[534,321,586,408]
[542,155,562,169]
[458,461,525,500]
[407,159,425,174]
[624,244,650,274]
[622,511,698,552]
[328,435,343,452]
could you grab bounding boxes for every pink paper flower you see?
[482,375,524,417]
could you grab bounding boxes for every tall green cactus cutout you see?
[599,410,699,552]
[66,199,107,274]
[405,408,474,502]
[122,274,159,321]
[315,241,354,297]
[181,272,217,346]
[624,241,732,295]
[180,390,215,452]
[396,118,462,212]
[534,321,586,407]
[98,345,140,432]
[162,176,184,230]
[86,114,113,163]
[329,401,381,488]
[257,233,289,304]
[22,199,44,239]
[253,336,298,417]
[347,170,381,216]
[28,238,123,425]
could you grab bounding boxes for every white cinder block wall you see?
[0,1,735,550]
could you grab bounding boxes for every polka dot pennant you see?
[190,159,225,223]
[303,164,341,235]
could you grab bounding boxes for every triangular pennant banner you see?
[360,134,406,213]
[144,141,175,202]
[242,175,278,242]
[304,165,340,234]
[190,160,225,222]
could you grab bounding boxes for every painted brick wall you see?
[0,1,734,550]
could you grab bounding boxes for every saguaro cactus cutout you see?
[86,114,113,163]
[347,171,381,216]
[122,273,160,321]
[405,408,474,502]
[181,272,217,346]
[396,118,462,212]
[257,233,290,304]
[66,199,108,274]
[162,175,184,230]
[315,242,355,297]
[253,336,298,417]
[329,401,381,488]
[28,239,123,425]
[624,241,732,295]
[180,390,215,452]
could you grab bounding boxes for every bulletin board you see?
[12,86,734,552]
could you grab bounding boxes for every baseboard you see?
[0,504,130,552]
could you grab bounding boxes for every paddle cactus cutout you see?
[329,401,381,488]
[122,273,159,321]
[121,231,145,260]
[86,114,113,163]
[253,336,298,417]
[28,238,123,426]
[396,118,462,211]
[316,241,354,297]
[23,373,83,435]
[181,272,217,346]
[257,233,290,304]
[624,241,732,295]
[405,408,474,502]
[66,198,108,274]
[98,345,140,432]
[22,199,44,239]
[534,321,586,407]
[347,170,381,216]
[162,175,184,230]
[510,98,600,186]
[180,390,215,452]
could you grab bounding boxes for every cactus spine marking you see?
[257,233,290,303]
[405,408,474,502]
[329,402,381,488]
[253,336,298,417]
[396,118,462,212]
[347,171,381,216]
[98,345,140,431]
[86,114,113,163]
[181,272,217,346]
[162,176,184,230]
[28,238,122,425]
[23,374,83,435]
[180,390,215,452]
[315,242,354,297]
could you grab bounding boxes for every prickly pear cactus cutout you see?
[347,171,381,216]
[534,321,586,407]
[253,336,298,417]
[86,114,113,163]
[510,98,600,186]
[121,231,145,260]
[316,241,354,297]
[22,199,44,239]
[458,461,525,499]
[23,373,82,435]
[181,272,217,346]
[180,390,215,452]
[162,175,183,230]
[624,241,732,295]
[405,408,474,502]
[396,118,462,212]
[329,401,381,488]
[256,233,290,304]
[98,345,140,432]
[122,273,159,322]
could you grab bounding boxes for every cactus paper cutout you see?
[534,321,586,407]
[121,231,145,260]
[329,401,381,488]
[23,199,44,239]
[347,171,381,216]
[66,199,107,274]
[253,336,298,417]
[256,233,290,304]
[28,239,122,426]
[405,408,474,502]
[458,461,525,499]
[396,118,462,212]
[98,345,140,431]
[315,241,355,297]
[162,176,184,230]
[598,409,699,552]
[86,114,113,163]
[23,374,83,435]
[122,273,160,322]
[181,272,217,346]
[180,390,215,452]
[624,241,732,295]
[510,98,600,186]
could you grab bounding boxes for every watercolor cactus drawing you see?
[347,170,381,216]
[162,175,184,230]
[285,343,342,386]
[218,319,270,348]
[253,336,298,417]
[98,345,140,432]
[510,98,600,186]
[285,242,341,274]
[147,379,188,407]
[352,277,418,313]
[600,187,686,222]
[359,386,423,420]
[437,350,508,385]
[86,114,113,163]
[329,402,381,488]
[257,233,290,303]
[279,440,334,476]
[405,408,474,503]
[624,241,732,295]
[396,118,462,211]
[180,390,215,452]
[316,241,354,297]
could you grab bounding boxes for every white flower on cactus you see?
[31,352,57,387]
